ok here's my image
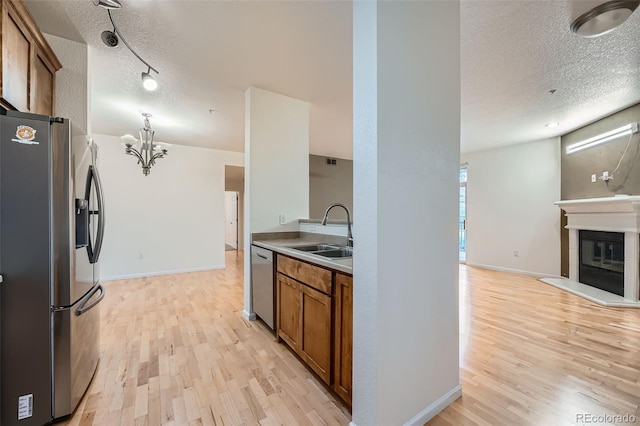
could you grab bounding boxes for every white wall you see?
[243,87,310,318]
[94,134,244,280]
[44,34,89,133]
[245,87,310,233]
[353,2,460,425]
[463,138,561,276]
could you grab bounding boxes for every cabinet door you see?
[2,5,31,111]
[333,273,353,405]
[277,273,300,351]
[32,51,55,115]
[299,284,331,385]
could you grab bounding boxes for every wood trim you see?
[4,0,62,71]
[277,255,332,294]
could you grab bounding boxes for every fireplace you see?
[554,195,640,303]
[579,230,624,296]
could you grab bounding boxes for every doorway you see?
[224,165,245,253]
[225,191,239,251]
[459,167,467,263]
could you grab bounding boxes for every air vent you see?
[326,158,337,165]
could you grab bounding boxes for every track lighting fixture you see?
[92,2,159,90]
[141,68,158,91]
[100,28,118,47]
[93,0,121,9]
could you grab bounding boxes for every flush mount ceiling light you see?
[566,123,638,154]
[92,1,159,91]
[571,0,640,37]
[121,113,170,176]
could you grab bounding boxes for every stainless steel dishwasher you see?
[251,245,275,330]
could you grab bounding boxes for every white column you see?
[243,87,310,319]
[353,1,461,424]
[624,232,639,301]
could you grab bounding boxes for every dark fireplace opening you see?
[579,230,624,296]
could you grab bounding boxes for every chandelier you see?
[121,113,170,176]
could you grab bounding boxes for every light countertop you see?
[252,238,353,275]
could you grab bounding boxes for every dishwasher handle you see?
[251,245,273,262]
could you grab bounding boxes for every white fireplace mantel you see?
[555,195,640,303]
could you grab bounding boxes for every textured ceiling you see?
[23,0,640,158]
[461,0,640,153]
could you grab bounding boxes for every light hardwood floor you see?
[430,265,640,426]
[61,251,350,426]
[63,253,640,426]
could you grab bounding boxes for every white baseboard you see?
[242,310,256,321]
[403,385,462,426]
[465,262,560,279]
[348,385,462,426]
[101,264,225,281]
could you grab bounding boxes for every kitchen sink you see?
[314,247,353,258]
[288,244,339,252]
[287,244,353,259]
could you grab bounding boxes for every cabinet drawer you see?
[277,255,332,294]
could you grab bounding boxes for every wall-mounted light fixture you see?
[566,122,638,154]
[92,1,159,91]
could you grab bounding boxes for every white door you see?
[225,191,238,249]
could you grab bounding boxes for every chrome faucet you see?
[321,203,353,247]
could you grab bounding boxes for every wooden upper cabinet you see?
[1,0,61,115]
[32,51,54,115]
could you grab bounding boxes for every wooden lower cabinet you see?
[276,274,300,352]
[299,284,331,384]
[333,273,353,405]
[276,254,352,407]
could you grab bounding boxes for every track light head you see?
[101,30,119,47]
[92,0,122,9]
[141,70,158,91]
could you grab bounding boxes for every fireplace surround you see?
[555,195,640,302]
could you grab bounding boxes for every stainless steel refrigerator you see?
[0,109,106,425]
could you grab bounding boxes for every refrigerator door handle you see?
[93,166,106,263]
[75,284,105,316]
[85,165,106,264]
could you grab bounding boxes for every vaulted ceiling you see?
[24,0,640,158]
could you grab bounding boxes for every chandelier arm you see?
[151,153,165,162]
[107,10,158,74]
[125,148,144,162]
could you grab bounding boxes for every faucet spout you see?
[321,203,353,247]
